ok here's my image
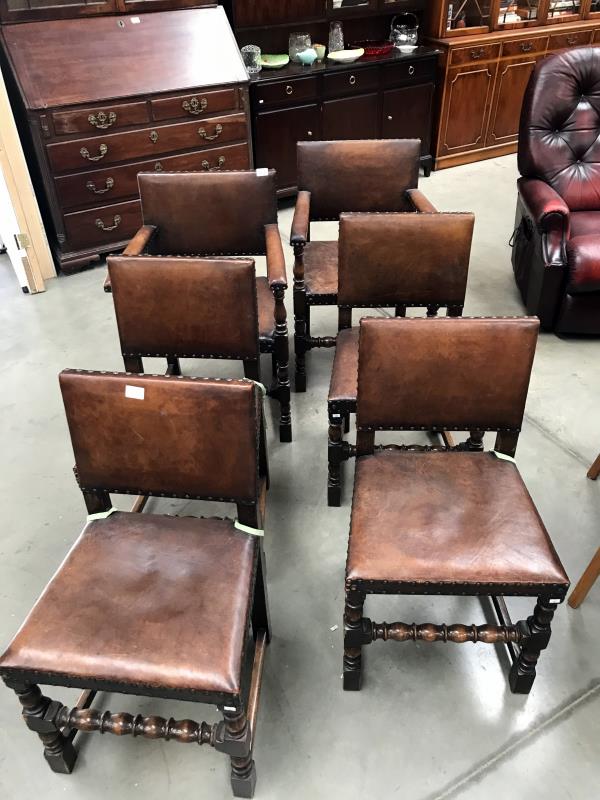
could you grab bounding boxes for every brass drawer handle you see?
[202,156,226,171]
[95,214,121,232]
[182,96,208,115]
[80,144,108,162]
[408,65,415,75]
[521,41,533,52]
[349,75,356,85]
[470,47,486,59]
[567,36,578,45]
[154,161,164,172]
[86,177,114,195]
[286,85,293,95]
[88,111,116,130]
[149,130,159,143]
[198,123,223,141]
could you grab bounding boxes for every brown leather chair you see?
[107,254,291,442]
[327,211,475,506]
[343,317,570,695]
[0,370,270,799]
[105,169,292,441]
[290,139,435,391]
[512,47,600,334]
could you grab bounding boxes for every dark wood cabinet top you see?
[2,7,248,110]
[249,46,441,85]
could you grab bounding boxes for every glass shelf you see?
[445,0,491,31]
[496,0,541,26]
[546,0,581,19]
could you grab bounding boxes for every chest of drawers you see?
[1,7,252,273]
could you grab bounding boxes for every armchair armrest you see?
[406,188,438,213]
[290,190,311,247]
[518,178,570,266]
[103,224,157,293]
[265,223,287,288]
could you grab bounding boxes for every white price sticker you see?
[125,385,145,400]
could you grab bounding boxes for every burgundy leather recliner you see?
[512,46,600,334]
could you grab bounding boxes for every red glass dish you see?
[351,40,394,57]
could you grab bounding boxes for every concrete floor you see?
[0,153,599,800]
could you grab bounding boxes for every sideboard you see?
[0,6,251,273]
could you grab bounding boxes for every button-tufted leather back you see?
[519,47,600,212]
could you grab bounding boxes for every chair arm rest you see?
[103,225,157,293]
[518,178,570,266]
[290,190,311,246]
[265,223,288,288]
[406,188,438,213]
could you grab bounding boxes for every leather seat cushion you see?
[256,276,275,340]
[569,211,600,238]
[328,328,358,405]
[566,235,600,293]
[0,512,256,696]
[346,450,569,590]
[304,241,338,299]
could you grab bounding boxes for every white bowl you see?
[327,48,365,64]
[398,45,418,53]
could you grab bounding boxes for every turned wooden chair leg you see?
[222,708,256,799]
[343,588,366,691]
[509,596,556,694]
[166,355,181,376]
[273,285,292,442]
[568,547,600,608]
[293,246,307,393]
[587,454,600,480]
[7,682,77,774]
[328,409,344,507]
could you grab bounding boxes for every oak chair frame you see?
[327,210,474,506]
[104,169,292,442]
[0,371,271,799]
[290,140,432,392]
[343,317,569,695]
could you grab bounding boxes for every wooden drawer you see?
[382,58,437,88]
[323,67,379,99]
[54,142,250,210]
[450,43,501,66]
[46,113,247,173]
[151,88,239,121]
[63,199,142,251]
[52,102,149,136]
[254,77,318,108]
[501,36,548,58]
[548,30,593,50]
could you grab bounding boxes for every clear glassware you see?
[289,33,312,63]
[328,21,344,54]
[241,44,262,74]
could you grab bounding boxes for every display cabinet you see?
[426,0,600,168]
[230,0,436,193]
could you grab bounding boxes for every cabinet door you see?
[382,84,434,155]
[438,63,497,157]
[486,57,538,148]
[0,0,114,23]
[322,93,379,141]
[254,104,320,191]
[235,0,323,27]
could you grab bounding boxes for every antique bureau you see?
[0,6,252,273]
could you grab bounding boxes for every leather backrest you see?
[297,140,420,219]
[60,370,260,503]
[108,256,259,360]
[138,170,278,254]
[519,47,600,211]
[338,212,474,307]
[356,317,539,431]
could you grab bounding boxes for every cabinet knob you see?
[259,99,264,104]
[408,65,415,76]
[349,75,356,85]
[307,130,313,136]
[387,115,393,121]
[286,85,293,95]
